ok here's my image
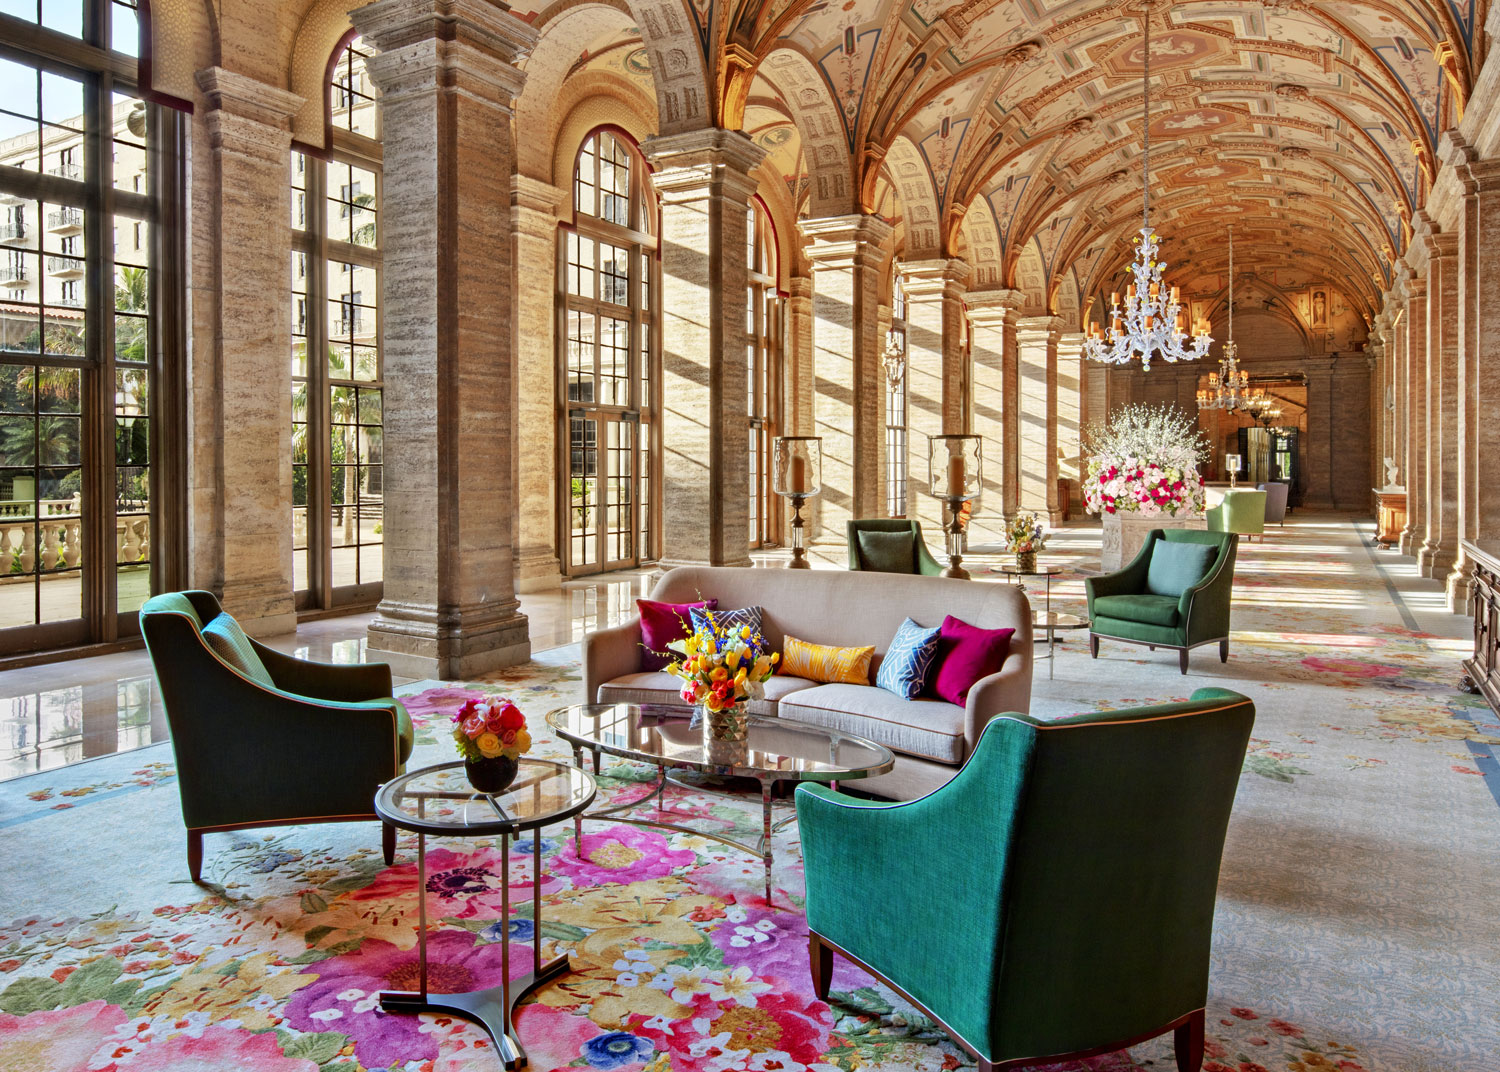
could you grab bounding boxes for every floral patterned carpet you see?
[0,513,1496,1072]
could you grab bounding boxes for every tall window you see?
[886,274,908,517]
[0,1,180,655]
[290,35,383,611]
[560,130,658,575]
[747,201,780,547]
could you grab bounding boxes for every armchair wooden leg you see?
[1219,639,1229,663]
[382,821,397,865]
[187,830,204,883]
[1178,648,1189,675]
[809,933,833,1001]
[1174,1009,1205,1072]
[1089,634,1099,658]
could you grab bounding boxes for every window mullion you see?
[305,163,333,608]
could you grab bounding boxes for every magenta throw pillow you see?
[928,615,1015,706]
[638,598,717,671]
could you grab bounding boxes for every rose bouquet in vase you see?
[1082,402,1208,518]
[1003,512,1047,571]
[451,697,532,793]
[665,617,778,742]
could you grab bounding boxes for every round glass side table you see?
[374,759,596,1070]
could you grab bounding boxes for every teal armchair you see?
[797,689,1255,1072]
[1206,489,1265,541]
[1086,530,1237,674]
[140,591,414,882]
[847,519,944,575]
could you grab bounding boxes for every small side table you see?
[374,759,596,1070]
[992,563,1062,619]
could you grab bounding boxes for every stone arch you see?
[287,0,357,153]
[551,96,658,196]
[622,0,713,133]
[1013,243,1047,315]
[145,0,219,102]
[957,197,1003,290]
[885,134,939,258]
[757,48,855,217]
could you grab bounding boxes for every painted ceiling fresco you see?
[520,0,1483,321]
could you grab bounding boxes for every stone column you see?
[353,0,536,678]
[967,290,1022,546]
[512,175,563,591]
[642,129,765,569]
[785,275,814,437]
[192,68,302,636]
[799,214,894,540]
[1056,331,1085,515]
[1420,234,1459,578]
[1400,276,1428,557]
[902,259,969,537]
[1016,316,1063,521]
[1303,357,1334,508]
[1389,294,1407,492]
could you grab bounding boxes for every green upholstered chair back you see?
[1206,489,1266,536]
[1152,528,1236,579]
[846,518,943,575]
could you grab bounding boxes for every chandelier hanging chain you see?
[1142,8,1150,231]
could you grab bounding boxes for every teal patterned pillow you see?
[875,617,942,700]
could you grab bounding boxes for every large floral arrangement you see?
[665,617,779,712]
[1082,403,1209,518]
[1003,512,1048,554]
[451,697,532,762]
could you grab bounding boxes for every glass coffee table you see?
[545,703,894,905]
[374,758,596,1070]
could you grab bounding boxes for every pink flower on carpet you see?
[1204,1038,1227,1058]
[0,1000,129,1072]
[508,1004,604,1072]
[349,845,563,917]
[93,1024,320,1071]
[1299,657,1400,678]
[1451,766,1483,775]
[283,929,517,1068]
[631,987,832,1072]
[1246,1036,1268,1046]
[1269,1018,1303,1036]
[551,825,696,888]
[1230,1007,1259,1020]
[710,906,809,983]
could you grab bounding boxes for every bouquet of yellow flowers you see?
[665,617,778,712]
[451,697,532,762]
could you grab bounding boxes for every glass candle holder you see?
[927,434,982,501]
[772,437,821,497]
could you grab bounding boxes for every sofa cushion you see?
[689,605,765,655]
[597,671,819,716]
[1145,540,1216,598]
[780,684,966,765]
[929,616,1014,707]
[201,613,275,687]
[856,529,917,573]
[782,635,875,685]
[874,617,942,700]
[638,598,715,672]
[1093,593,1181,628]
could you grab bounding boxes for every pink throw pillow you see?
[928,615,1014,706]
[637,599,717,672]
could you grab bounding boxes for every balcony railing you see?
[333,317,365,337]
[46,208,82,234]
[0,500,150,578]
[0,265,28,286]
[45,256,84,278]
[0,222,24,243]
[48,162,82,182]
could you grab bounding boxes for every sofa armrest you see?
[963,654,1033,752]
[251,639,393,702]
[583,618,645,704]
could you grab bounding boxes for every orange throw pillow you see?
[781,634,875,685]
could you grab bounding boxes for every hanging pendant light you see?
[1196,224,1251,410]
[1084,5,1213,370]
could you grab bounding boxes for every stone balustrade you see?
[0,499,150,579]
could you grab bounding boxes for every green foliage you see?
[0,956,142,1015]
[275,1028,350,1066]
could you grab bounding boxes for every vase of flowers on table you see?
[451,697,532,793]
[1004,512,1047,572]
[665,615,779,742]
[1082,402,1209,519]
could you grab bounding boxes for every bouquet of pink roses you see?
[451,697,532,762]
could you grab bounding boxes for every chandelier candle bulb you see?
[1171,285,1180,303]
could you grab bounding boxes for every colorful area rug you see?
[0,514,1496,1071]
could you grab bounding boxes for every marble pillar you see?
[353,0,536,679]
[512,175,563,591]
[1400,276,1428,557]
[799,215,893,541]
[785,275,814,437]
[966,290,1022,546]
[1056,331,1085,515]
[1016,316,1063,521]
[902,259,969,538]
[642,129,765,569]
[1421,234,1459,578]
[191,68,302,636]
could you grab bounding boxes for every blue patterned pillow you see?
[689,605,766,655]
[875,617,942,700]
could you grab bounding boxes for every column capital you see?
[787,274,813,300]
[1432,230,1458,260]
[1016,315,1063,343]
[642,128,765,204]
[799,214,894,270]
[901,258,971,298]
[965,288,1025,325]
[512,174,563,215]
[352,0,535,108]
[193,68,303,162]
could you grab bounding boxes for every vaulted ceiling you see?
[517,0,1484,326]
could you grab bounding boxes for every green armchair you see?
[1206,489,1265,541]
[1086,530,1237,674]
[846,519,944,575]
[797,689,1256,1072]
[140,591,414,882]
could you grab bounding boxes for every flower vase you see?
[465,754,519,794]
[695,702,749,742]
[1015,549,1037,573]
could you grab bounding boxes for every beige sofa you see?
[582,566,1033,800]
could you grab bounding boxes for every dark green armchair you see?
[846,519,944,575]
[1086,530,1238,674]
[797,688,1255,1072]
[140,591,414,882]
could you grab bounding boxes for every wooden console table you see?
[1462,540,1500,715]
[1373,487,1407,549]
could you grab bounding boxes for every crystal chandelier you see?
[1196,224,1251,411]
[1084,7,1212,370]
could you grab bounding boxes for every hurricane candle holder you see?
[1226,453,1242,488]
[926,434,982,580]
[772,436,821,569]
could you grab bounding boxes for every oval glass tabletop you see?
[992,564,1063,576]
[375,758,596,836]
[545,703,895,781]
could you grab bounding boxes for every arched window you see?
[747,200,781,547]
[559,130,658,575]
[886,274,908,517]
[290,34,383,610]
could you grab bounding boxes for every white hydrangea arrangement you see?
[1082,403,1210,518]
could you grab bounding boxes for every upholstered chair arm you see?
[251,640,394,702]
[1179,539,1237,646]
[1085,536,1154,610]
[915,528,946,576]
[583,618,646,704]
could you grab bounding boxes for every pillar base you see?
[219,577,297,638]
[368,600,531,681]
[515,549,563,593]
[1419,545,1455,579]
[1398,530,1420,557]
[1446,563,1474,615]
